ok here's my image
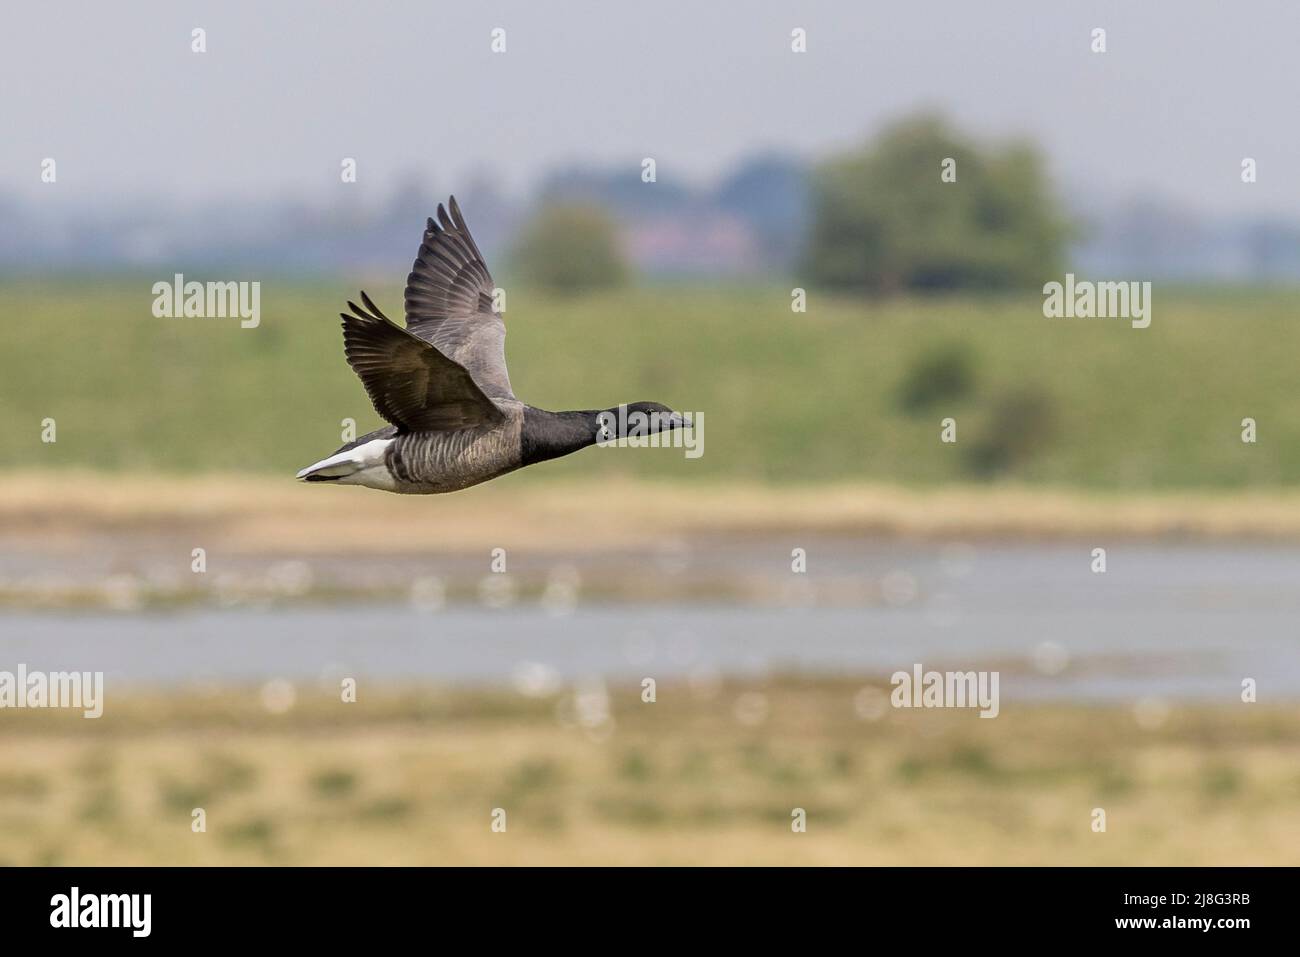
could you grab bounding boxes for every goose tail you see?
[296,438,396,486]
[296,450,363,482]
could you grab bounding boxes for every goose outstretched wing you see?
[403,196,514,400]
[341,293,505,432]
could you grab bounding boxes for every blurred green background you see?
[3,278,1294,489]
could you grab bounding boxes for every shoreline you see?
[4,471,1300,553]
[4,471,1297,610]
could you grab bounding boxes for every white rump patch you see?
[296,438,397,490]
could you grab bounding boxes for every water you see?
[1,543,1297,701]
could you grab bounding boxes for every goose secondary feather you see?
[297,196,689,494]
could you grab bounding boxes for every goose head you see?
[596,401,692,442]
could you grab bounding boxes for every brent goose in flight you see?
[297,197,689,493]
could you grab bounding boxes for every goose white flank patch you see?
[297,196,691,494]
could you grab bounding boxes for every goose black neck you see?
[520,408,601,466]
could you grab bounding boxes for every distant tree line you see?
[509,113,1072,294]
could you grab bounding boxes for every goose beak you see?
[669,412,692,430]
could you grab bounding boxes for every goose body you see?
[297,197,688,494]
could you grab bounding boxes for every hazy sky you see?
[4,0,1298,216]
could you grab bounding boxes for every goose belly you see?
[387,427,521,494]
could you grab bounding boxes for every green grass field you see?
[2,278,1296,488]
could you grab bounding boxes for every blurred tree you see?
[805,115,1072,293]
[509,203,631,293]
